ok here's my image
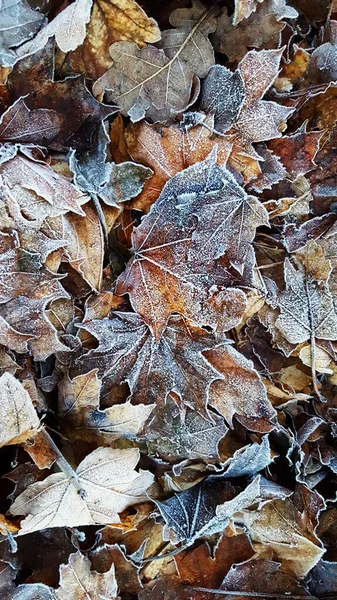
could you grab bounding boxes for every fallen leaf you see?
[205,345,276,429]
[0,0,45,66]
[93,0,218,122]
[0,230,70,359]
[58,368,155,441]
[145,396,228,463]
[10,447,154,534]
[8,39,117,152]
[240,496,325,577]
[19,0,94,54]
[75,313,222,418]
[219,558,310,598]
[0,98,62,146]
[0,373,39,448]
[56,551,118,600]
[65,0,161,79]
[211,0,298,62]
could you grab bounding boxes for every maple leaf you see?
[173,149,269,271]
[276,244,337,345]
[0,151,88,228]
[75,312,222,418]
[124,119,234,211]
[0,0,45,66]
[58,368,154,441]
[268,129,323,178]
[201,49,294,148]
[93,0,219,122]
[0,373,40,448]
[7,39,117,151]
[116,152,263,336]
[56,551,118,600]
[10,447,154,534]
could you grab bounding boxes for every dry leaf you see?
[0,373,39,448]
[10,447,154,534]
[56,551,118,600]
[93,0,218,122]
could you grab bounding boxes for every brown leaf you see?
[8,39,117,152]
[211,0,298,62]
[144,396,228,463]
[0,153,88,228]
[0,230,70,359]
[64,0,161,79]
[61,202,104,292]
[175,532,254,590]
[205,345,275,429]
[91,543,142,594]
[219,558,310,598]
[0,97,62,146]
[268,129,323,178]
[240,497,325,577]
[124,120,233,211]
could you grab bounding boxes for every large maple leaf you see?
[75,312,223,418]
[116,151,265,335]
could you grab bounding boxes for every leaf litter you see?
[0,1,337,599]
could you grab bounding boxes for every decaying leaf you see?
[75,313,223,418]
[1,0,337,594]
[155,474,289,546]
[66,0,162,79]
[211,0,298,62]
[0,373,39,448]
[240,496,325,577]
[7,39,117,151]
[10,447,154,534]
[0,230,70,359]
[19,0,94,54]
[145,396,228,463]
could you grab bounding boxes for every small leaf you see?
[0,373,39,448]
[56,551,118,600]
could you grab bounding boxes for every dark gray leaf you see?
[0,0,45,66]
[200,65,245,133]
